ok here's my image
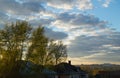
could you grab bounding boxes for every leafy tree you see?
[27,26,49,65]
[0,21,32,76]
[0,21,67,77]
[27,27,67,65]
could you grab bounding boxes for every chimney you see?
[68,60,71,65]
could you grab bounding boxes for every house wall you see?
[71,74,79,78]
[47,74,58,78]
[80,74,88,78]
[58,74,81,78]
[58,74,88,78]
[59,74,70,78]
[55,75,58,78]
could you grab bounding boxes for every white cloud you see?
[50,12,109,45]
[19,0,93,10]
[77,0,93,10]
[80,52,107,59]
[102,0,111,7]
[102,44,120,50]
[46,0,74,10]
[46,0,93,10]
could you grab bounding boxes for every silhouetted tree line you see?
[0,21,67,78]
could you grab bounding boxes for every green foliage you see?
[0,21,32,77]
[0,21,67,78]
[27,27,67,65]
[27,26,49,65]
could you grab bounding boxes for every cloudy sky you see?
[0,0,120,65]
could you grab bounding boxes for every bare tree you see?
[49,40,67,65]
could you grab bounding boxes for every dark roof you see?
[43,68,57,75]
[54,62,87,75]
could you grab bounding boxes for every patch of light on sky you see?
[47,25,66,32]
[15,0,25,4]
[41,3,65,14]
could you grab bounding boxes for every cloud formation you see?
[0,0,119,64]
[68,31,120,64]
[46,0,93,10]
[45,27,68,40]
[102,0,111,7]
[55,12,107,28]
[0,0,45,15]
[98,0,112,8]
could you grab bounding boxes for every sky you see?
[0,0,120,65]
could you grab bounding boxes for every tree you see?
[27,26,49,65]
[50,41,67,64]
[0,21,67,77]
[0,21,32,76]
[0,21,32,60]
[27,27,67,65]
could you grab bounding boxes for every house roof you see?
[43,68,57,75]
[54,62,87,75]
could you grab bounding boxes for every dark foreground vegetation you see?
[0,21,67,78]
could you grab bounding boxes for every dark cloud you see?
[0,0,45,15]
[0,11,8,22]
[44,27,68,40]
[22,2,45,13]
[29,18,54,27]
[68,31,120,62]
[57,12,107,28]
[0,11,16,28]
